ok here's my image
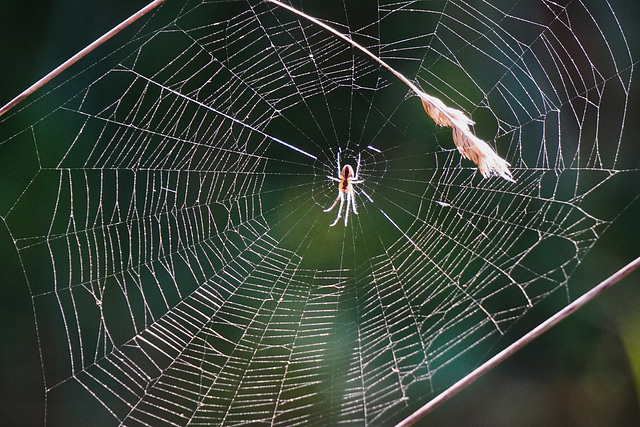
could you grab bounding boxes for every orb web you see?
[0,0,636,425]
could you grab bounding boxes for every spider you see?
[324,152,363,226]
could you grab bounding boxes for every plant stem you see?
[396,254,640,427]
[0,0,166,118]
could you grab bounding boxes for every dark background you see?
[1,1,639,425]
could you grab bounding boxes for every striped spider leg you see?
[324,152,363,226]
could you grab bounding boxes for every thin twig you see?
[396,254,640,427]
[268,0,513,181]
[0,0,166,118]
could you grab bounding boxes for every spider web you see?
[0,0,637,425]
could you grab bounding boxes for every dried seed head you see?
[421,92,513,181]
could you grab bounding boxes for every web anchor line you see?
[363,184,533,333]
[126,70,318,161]
[361,188,504,335]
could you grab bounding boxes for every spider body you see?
[340,164,354,192]
[324,153,363,226]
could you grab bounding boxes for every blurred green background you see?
[1,0,639,426]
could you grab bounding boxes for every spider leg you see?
[323,193,340,212]
[336,150,341,176]
[354,152,361,179]
[351,190,358,215]
[344,192,351,226]
[329,192,345,227]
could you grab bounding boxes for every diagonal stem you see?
[396,254,640,427]
[0,0,166,118]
